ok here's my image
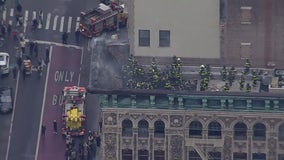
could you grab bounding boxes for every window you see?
[240,42,251,59]
[154,120,165,137]
[279,124,284,141]
[138,120,149,137]
[188,151,202,160]
[208,152,221,160]
[122,149,133,160]
[138,150,149,160]
[159,30,170,47]
[240,6,252,24]
[234,122,247,140]
[252,153,266,160]
[219,0,226,19]
[233,153,247,160]
[208,121,222,138]
[253,123,266,140]
[139,30,150,47]
[154,150,165,160]
[122,119,133,137]
[189,121,202,137]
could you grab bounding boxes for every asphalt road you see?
[0,0,102,159]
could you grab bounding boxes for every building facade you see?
[99,91,284,160]
[126,0,220,59]
[126,0,284,68]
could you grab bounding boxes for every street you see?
[0,0,101,160]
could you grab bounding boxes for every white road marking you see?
[67,16,72,33]
[8,20,12,25]
[9,8,14,17]
[23,10,29,33]
[32,11,36,20]
[53,15,58,30]
[35,46,52,160]
[75,17,80,31]
[59,16,64,32]
[38,13,43,29]
[2,9,6,21]
[45,13,51,30]
[5,69,20,160]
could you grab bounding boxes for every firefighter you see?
[165,81,172,89]
[239,74,245,90]
[199,65,207,79]
[244,58,251,74]
[223,82,229,92]
[246,83,251,92]
[221,65,227,81]
[252,73,258,87]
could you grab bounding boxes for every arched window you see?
[253,123,266,140]
[279,124,284,141]
[189,121,202,137]
[154,120,165,137]
[138,150,148,160]
[138,120,149,137]
[122,149,133,160]
[122,119,133,137]
[208,121,222,138]
[234,122,247,140]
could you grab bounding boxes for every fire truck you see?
[61,86,87,136]
[79,2,128,37]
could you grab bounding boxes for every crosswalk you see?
[2,8,81,33]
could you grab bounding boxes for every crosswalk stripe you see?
[32,11,36,20]
[67,16,72,33]
[75,17,80,31]
[8,20,12,25]
[45,13,51,30]
[10,8,14,17]
[23,10,29,33]
[2,9,6,21]
[53,15,58,30]
[59,16,64,32]
[38,13,43,28]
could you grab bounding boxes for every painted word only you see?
[54,70,75,82]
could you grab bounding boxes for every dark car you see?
[0,87,13,114]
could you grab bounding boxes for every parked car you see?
[0,52,10,75]
[0,87,13,114]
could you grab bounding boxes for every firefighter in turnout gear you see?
[239,74,245,90]
[246,83,251,92]
[221,65,227,81]
[223,82,229,92]
[244,58,251,74]
[252,72,258,87]
[199,65,207,79]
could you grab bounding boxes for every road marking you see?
[35,46,52,160]
[5,69,20,160]
[53,15,58,30]
[24,39,83,50]
[67,16,72,33]
[23,10,29,33]
[45,13,51,30]
[75,17,80,31]
[59,16,64,32]
[38,13,43,29]
[32,11,36,20]
[9,8,14,17]
[8,20,12,25]
[78,47,84,86]
[2,9,6,21]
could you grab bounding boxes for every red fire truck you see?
[79,2,128,37]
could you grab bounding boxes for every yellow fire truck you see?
[61,86,87,136]
[79,2,128,37]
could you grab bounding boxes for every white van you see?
[0,52,10,74]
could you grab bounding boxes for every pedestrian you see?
[53,120,58,134]
[95,133,101,148]
[34,42,38,58]
[16,3,22,13]
[7,23,11,35]
[45,47,50,64]
[12,30,17,41]
[38,10,43,25]
[20,40,25,54]
[75,29,80,43]
[29,41,34,57]
[41,125,46,136]
[22,68,26,80]
[12,66,17,80]
[1,25,6,37]
[17,57,22,69]
[62,32,68,44]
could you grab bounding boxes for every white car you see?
[0,52,10,75]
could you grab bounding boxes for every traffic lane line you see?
[37,46,82,160]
